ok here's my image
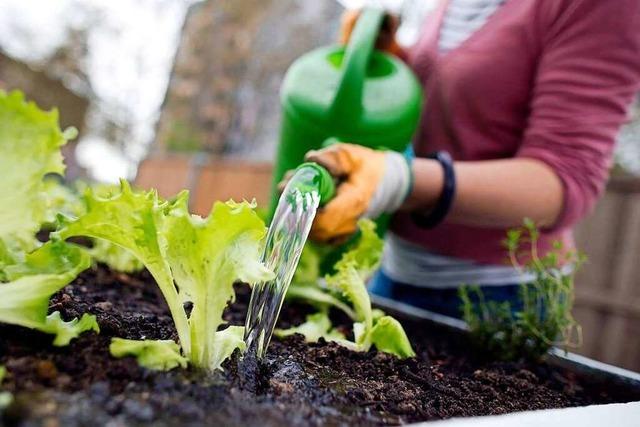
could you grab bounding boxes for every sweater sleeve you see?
[516,0,640,231]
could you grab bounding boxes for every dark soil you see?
[1,265,638,427]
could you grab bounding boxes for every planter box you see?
[372,295,640,426]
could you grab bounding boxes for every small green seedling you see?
[459,219,584,361]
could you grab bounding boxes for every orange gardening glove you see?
[303,143,413,243]
[339,9,405,58]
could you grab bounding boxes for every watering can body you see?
[271,8,423,232]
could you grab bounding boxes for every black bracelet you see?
[411,151,456,228]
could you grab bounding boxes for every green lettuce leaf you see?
[0,241,98,345]
[162,196,273,369]
[89,239,144,273]
[336,219,383,278]
[370,316,416,358]
[54,181,191,353]
[110,338,188,371]
[0,90,76,251]
[56,182,273,371]
[275,311,346,343]
[44,311,100,347]
[207,326,246,371]
[40,179,144,273]
[42,178,86,224]
[286,283,356,320]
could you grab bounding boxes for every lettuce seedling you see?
[0,90,77,254]
[0,90,98,345]
[0,241,99,345]
[279,220,415,358]
[55,183,273,371]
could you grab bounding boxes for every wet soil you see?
[1,265,639,426]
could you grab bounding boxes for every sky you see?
[0,0,197,181]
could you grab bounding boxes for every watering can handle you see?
[330,8,385,122]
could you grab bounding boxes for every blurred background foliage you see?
[0,0,637,183]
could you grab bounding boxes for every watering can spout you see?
[329,8,385,123]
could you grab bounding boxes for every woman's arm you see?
[402,157,564,229]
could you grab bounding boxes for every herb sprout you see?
[459,219,584,361]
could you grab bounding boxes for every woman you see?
[299,0,640,318]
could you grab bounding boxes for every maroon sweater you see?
[392,0,640,265]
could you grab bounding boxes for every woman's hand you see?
[339,9,404,58]
[281,144,413,243]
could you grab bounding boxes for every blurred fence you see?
[135,155,273,213]
[135,159,640,372]
[574,175,640,372]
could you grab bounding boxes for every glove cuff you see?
[365,150,413,218]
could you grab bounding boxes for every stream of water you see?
[243,168,321,359]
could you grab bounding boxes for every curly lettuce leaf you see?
[110,338,188,371]
[275,311,346,343]
[326,259,374,334]
[325,222,413,357]
[57,182,273,371]
[42,177,85,224]
[0,90,76,250]
[44,311,100,346]
[0,241,97,345]
[370,316,416,358]
[53,180,191,353]
[337,219,383,279]
[162,196,273,370]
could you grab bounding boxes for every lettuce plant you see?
[0,90,98,345]
[0,241,99,345]
[279,220,415,358]
[0,90,77,254]
[54,183,273,371]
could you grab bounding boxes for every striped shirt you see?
[439,0,506,53]
[383,0,523,289]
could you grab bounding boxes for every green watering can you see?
[270,7,423,230]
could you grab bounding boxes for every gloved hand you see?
[302,143,412,243]
[339,9,404,58]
